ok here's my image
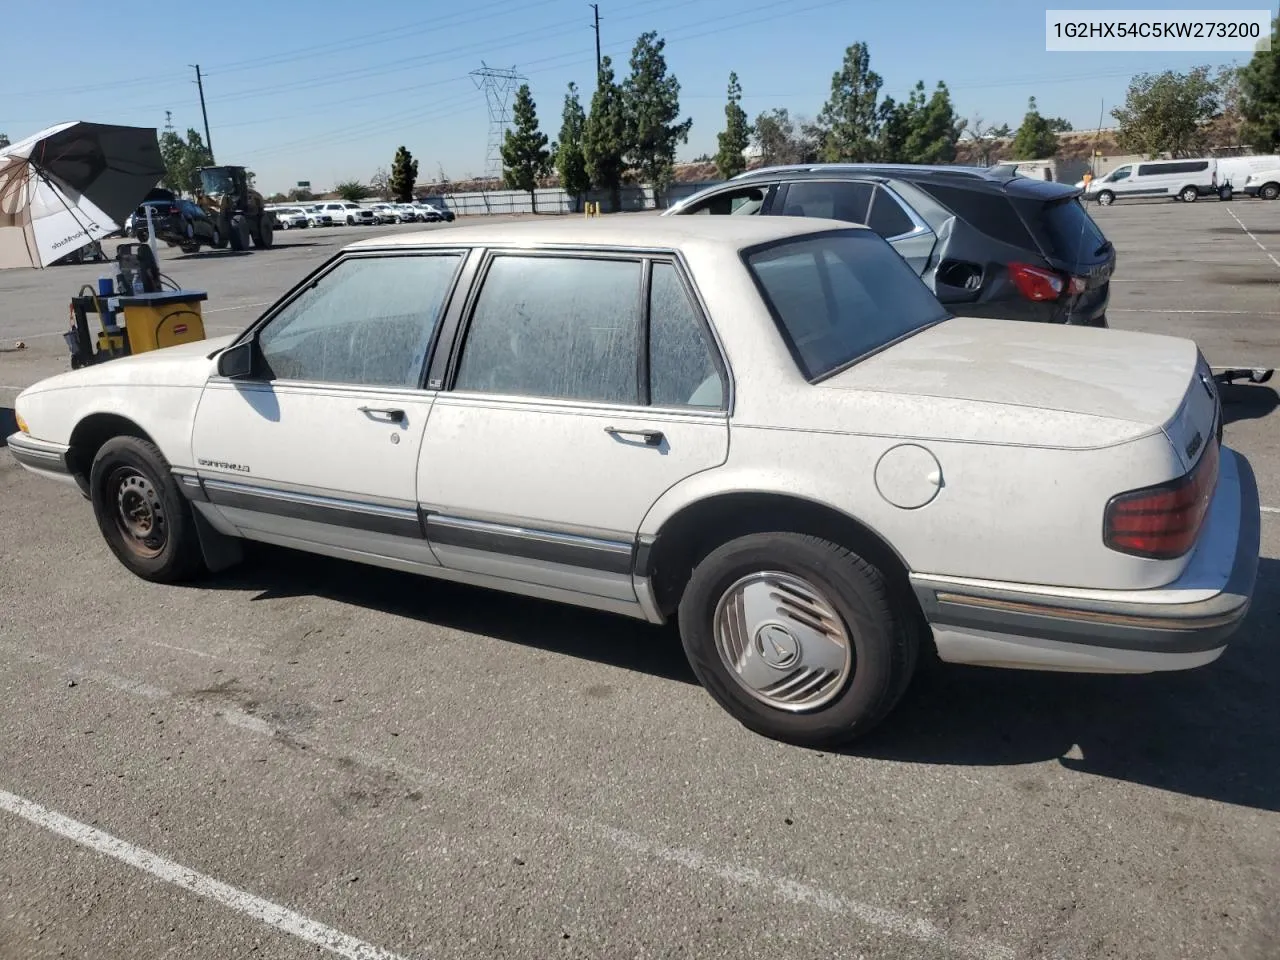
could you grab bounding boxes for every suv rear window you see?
[910,181,1036,249]
[745,230,948,381]
[1012,196,1110,266]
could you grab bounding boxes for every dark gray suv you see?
[666,164,1115,327]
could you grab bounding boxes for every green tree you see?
[1240,19,1280,150]
[0,132,9,150]
[389,146,418,202]
[1112,68,1220,157]
[1045,117,1074,133]
[287,187,315,202]
[334,179,369,201]
[555,82,591,208]
[501,84,552,211]
[876,89,921,163]
[904,81,965,163]
[1010,97,1060,160]
[817,41,883,161]
[714,72,751,179]
[159,125,213,194]
[623,31,693,206]
[752,108,820,165]
[583,56,629,211]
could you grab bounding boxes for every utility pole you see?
[190,64,214,162]
[589,4,602,81]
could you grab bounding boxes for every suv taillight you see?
[1104,440,1219,559]
[1008,262,1064,301]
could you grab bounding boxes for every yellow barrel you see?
[116,291,209,354]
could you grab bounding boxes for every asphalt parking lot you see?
[1,203,1278,960]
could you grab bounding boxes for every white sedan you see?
[7,216,1260,745]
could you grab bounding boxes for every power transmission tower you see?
[470,62,525,181]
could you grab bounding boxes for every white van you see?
[1085,158,1219,205]
[1217,155,1280,192]
[1242,166,1280,200]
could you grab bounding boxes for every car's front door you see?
[191,249,466,564]
[418,251,730,604]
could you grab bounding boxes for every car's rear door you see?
[771,179,937,277]
[417,248,730,604]
[190,248,466,564]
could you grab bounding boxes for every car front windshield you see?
[744,229,950,381]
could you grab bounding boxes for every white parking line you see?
[3,648,1013,960]
[6,301,270,343]
[1263,506,1280,515]
[1226,208,1280,271]
[0,789,411,960]
[1109,308,1278,316]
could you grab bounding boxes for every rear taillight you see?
[1008,262,1064,301]
[1104,440,1219,560]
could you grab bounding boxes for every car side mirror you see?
[216,340,255,379]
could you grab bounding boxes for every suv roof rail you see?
[731,162,1004,182]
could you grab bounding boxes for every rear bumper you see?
[912,446,1260,673]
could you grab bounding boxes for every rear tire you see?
[251,216,274,249]
[1261,182,1280,201]
[676,532,918,747]
[89,437,206,583]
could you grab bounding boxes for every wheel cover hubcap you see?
[713,571,854,712]
[112,469,166,557]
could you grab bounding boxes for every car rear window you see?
[1017,196,1111,265]
[910,181,1036,249]
[744,230,949,381]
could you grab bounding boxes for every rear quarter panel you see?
[640,424,1190,592]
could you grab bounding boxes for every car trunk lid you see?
[820,316,1218,467]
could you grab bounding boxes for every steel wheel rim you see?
[110,468,167,558]
[712,571,854,713]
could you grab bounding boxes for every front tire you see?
[1180,186,1199,202]
[677,532,917,747]
[89,437,206,583]
[1096,190,1114,206]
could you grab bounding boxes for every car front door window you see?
[256,253,462,389]
[682,185,770,215]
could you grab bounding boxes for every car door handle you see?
[604,426,664,446]
[359,406,405,423]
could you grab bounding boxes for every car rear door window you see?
[454,255,642,404]
[1013,196,1110,266]
[648,262,725,408]
[777,180,873,223]
[909,181,1036,249]
[746,231,948,380]
[866,186,916,239]
[257,253,461,388]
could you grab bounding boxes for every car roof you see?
[343,213,870,251]
[732,162,1016,184]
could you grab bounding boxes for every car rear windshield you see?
[744,230,949,381]
[1018,196,1111,265]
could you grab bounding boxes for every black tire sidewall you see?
[677,533,911,746]
[89,437,202,582]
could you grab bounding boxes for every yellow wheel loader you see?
[192,165,275,252]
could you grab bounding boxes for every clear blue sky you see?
[1,0,1262,194]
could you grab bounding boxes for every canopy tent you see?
[0,121,165,269]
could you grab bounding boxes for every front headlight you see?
[14,412,29,434]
